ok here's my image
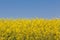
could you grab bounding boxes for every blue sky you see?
[0,0,60,18]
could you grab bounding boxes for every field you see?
[0,18,60,40]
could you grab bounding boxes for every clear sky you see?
[0,0,60,18]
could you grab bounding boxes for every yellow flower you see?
[0,18,60,40]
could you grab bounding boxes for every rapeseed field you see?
[0,18,60,40]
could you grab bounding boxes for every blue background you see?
[0,0,60,18]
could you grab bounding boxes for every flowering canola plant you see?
[0,18,60,40]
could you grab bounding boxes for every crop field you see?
[0,18,60,40]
